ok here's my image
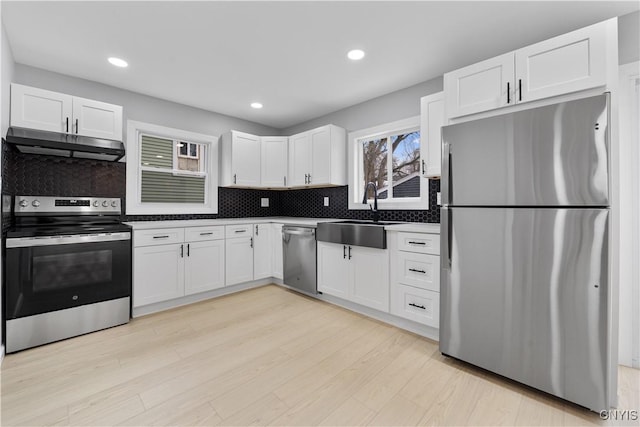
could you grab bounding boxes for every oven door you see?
[5,232,131,319]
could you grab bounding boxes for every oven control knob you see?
[19,199,29,208]
[32,200,40,207]
[111,200,118,207]
[102,200,109,207]
[93,200,100,207]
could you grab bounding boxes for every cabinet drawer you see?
[397,232,440,255]
[225,224,254,239]
[391,284,439,328]
[397,251,440,292]
[134,228,184,247]
[185,226,225,242]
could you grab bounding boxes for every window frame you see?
[348,116,429,211]
[126,120,219,215]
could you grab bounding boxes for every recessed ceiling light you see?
[108,57,128,68]
[251,102,263,109]
[347,49,365,61]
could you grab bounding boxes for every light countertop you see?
[125,217,441,233]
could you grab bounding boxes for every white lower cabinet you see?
[253,224,272,280]
[272,223,284,279]
[317,242,389,312]
[133,226,225,308]
[184,240,225,295]
[225,235,254,286]
[134,243,185,307]
[389,230,441,328]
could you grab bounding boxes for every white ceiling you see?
[2,1,638,129]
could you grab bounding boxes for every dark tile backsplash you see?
[2,142,440,223]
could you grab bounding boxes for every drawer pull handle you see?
[235,230,247,233]
[200,232,214,236]
[153,235,170,239]
[409,268,426,274]
[409,303,426,310]
[408,241,426,245]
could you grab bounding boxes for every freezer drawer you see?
[440,207,612,411]
[442,93,609,206]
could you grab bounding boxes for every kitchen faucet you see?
[362,182,380,223]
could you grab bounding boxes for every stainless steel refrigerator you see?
[439,93,616,411]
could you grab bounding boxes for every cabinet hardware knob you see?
[250,237,253,248]
[284,176,287,186]
[408,241,426,245]
[308,174,311,184]
[233,174,237,184]
[255,225,259,235]
[200,232,213,236]
[507,82,511,104]
[348,246,352,260]
[343,245,346,259]
[409,268,426,274]
[409,303,426,310]
[153,235,170,239]
[180,244,184,258]
[235,229,246,233]
[66,117,69,133]
[422,159,426,175]
[187,243,190,256]
[75,118,79,134]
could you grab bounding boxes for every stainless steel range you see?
[4,196,131,353]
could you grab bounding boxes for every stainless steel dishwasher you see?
[282,225,317,295]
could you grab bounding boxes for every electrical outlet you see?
[323,197,329,207]
[261,198,269,207]
[437,192,441,205]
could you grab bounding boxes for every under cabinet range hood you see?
[5,127,125,161]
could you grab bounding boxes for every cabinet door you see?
[310,126,331,185]
[289,132,311,186]
[397,251,440,292]
[350,246,390,312]
[232,131,261,186]
[516,21,607,103]
[420,92,445,178]
[317,242,350,298]
[184,240,225,295]
[225,237,254,286]
[253,224,272,280]
[133,243,184,307]
[72,97,123,141]
[444,52,514,119]
[272,224,284,280]
[10,84,73,133]
[261,137,288,187]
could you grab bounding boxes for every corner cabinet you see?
[444,18,614,119]
[317,242,389,312]
[10,83,123,141]
[289,124,347,187]
[420,92,445,178]
[260,136,289,188]
[220,131,262,187]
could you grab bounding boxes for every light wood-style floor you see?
[1,285,638,426]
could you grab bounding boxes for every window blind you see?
[140,135,207,203]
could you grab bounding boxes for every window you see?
[126,121,218,214]
[348,116,429,210]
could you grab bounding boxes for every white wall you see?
[13,64,279,141]
[281,77,442,135]
[619,11,640,65]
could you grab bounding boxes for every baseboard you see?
[132,278,276,318]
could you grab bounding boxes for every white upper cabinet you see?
[420,92,445,178]
[444,18,613,119]
[444,53,514,119]
[260,136,288,187]
[288,124,346,187]
[515,21,607,103]
[11,84,123,141]
[220,131,261,187]
[71,97,123,140]
[289,132,312,187]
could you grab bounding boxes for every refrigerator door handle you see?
[441,141,451,205]
[441,207,451,271]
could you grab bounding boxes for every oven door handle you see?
[6,232,131,248]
